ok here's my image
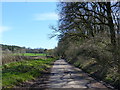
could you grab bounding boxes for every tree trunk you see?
[106,2,116,48]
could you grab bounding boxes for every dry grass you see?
[2,52,31,65]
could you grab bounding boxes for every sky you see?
[1,2,59,49]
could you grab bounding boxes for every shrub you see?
[63,35,119,89]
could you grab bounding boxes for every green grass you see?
[23,53,46,56]
[2,58,55,88]
[14,53,46,56]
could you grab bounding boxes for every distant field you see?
[2,58,55,88]
[14,53,46,56]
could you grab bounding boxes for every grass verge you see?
[2,58,56,88]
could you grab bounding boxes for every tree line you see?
[52,2,120,89]
[1,44,46,54]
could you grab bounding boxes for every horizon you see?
[1,43,52,49]
[1,2,59,49]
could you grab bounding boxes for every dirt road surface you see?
[46,59,107,88]
[17,59,109,89]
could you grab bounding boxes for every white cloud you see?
[0,26,11,34]
[34,12,59,21]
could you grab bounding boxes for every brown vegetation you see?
[2,53,32,65]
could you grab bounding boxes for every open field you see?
[13,53,46,56]
[2,58,55,88]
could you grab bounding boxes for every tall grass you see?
[2,52,31,65]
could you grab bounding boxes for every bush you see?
[63,35,119,89]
